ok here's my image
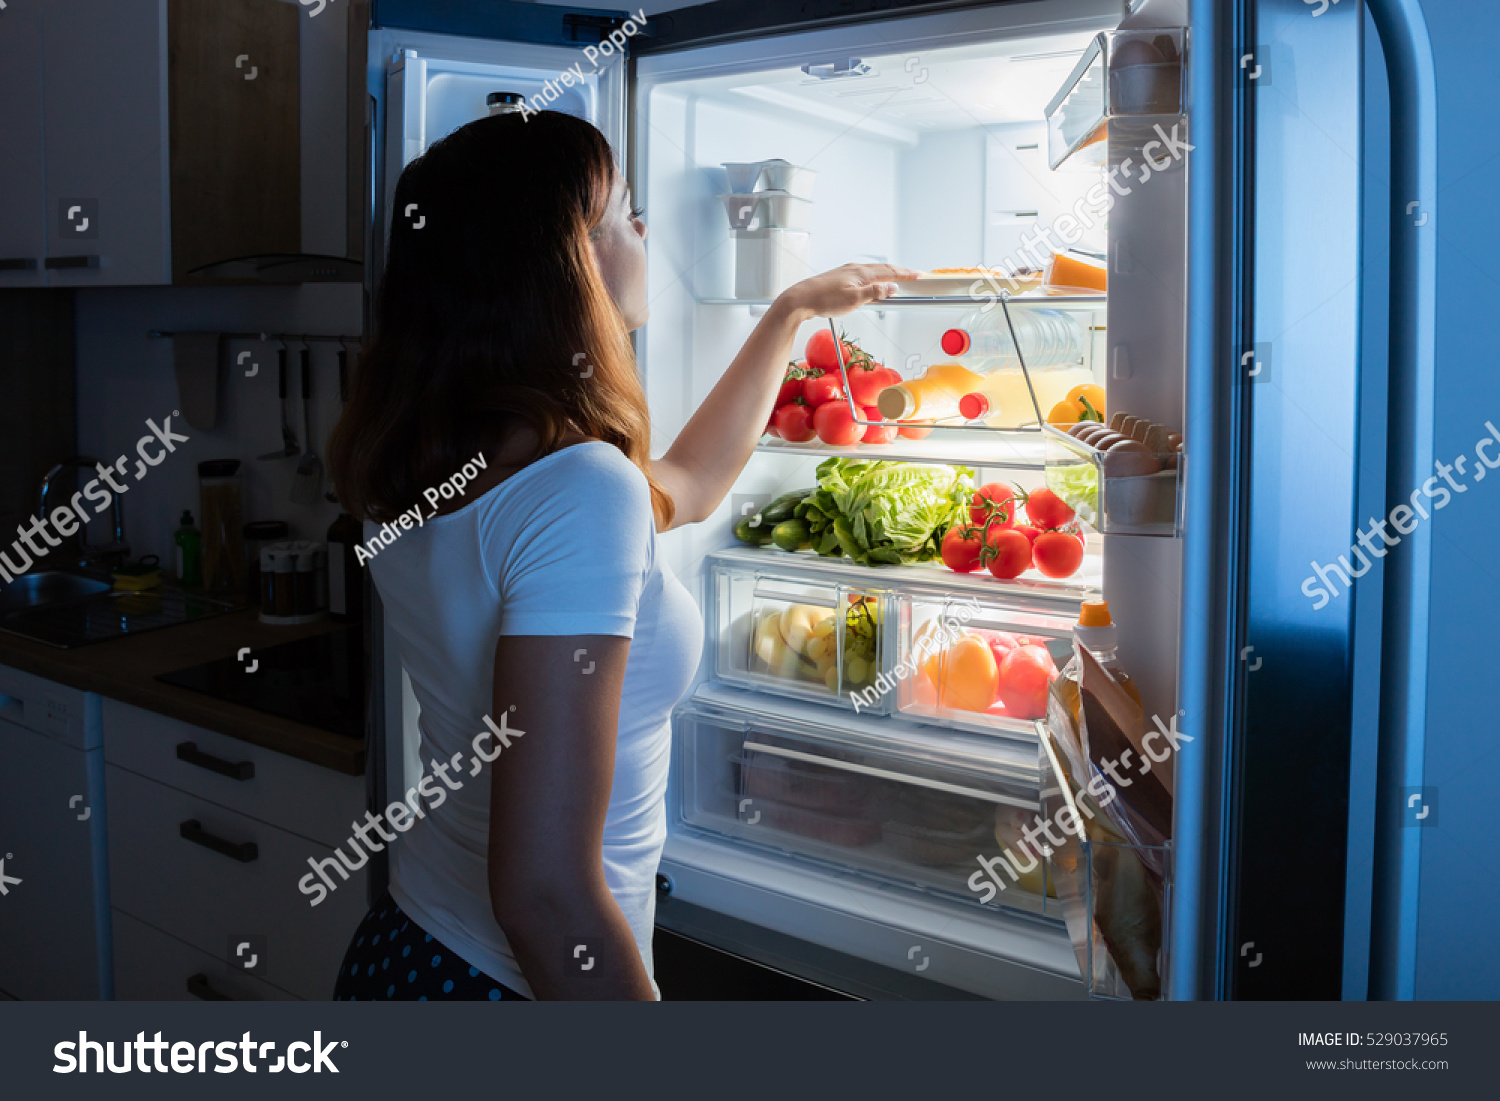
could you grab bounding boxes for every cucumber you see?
[771,519,811,552]
[761,488,814,524]
[734,517,774,545]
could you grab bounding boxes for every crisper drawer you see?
[893,594,1077,739]
[672,687,1060,919]
[709,558,890,712]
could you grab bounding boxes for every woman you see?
[326,110,912,1001]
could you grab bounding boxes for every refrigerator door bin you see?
[895,595,1077,740]
[734,228,812,298]
[1044,424,1182,536]
[1039,720,1170,1000]
[673,687,1056,919]
[710,557,890,712]
[1045,29,1186,170]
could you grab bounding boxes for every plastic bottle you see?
[875,363,987,421]
[940,308,1084,370]
[173,510,202,588]
[1053,600,1144,727]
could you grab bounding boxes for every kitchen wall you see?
[73,4,359,569]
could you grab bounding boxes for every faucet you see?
[38,457,130,572]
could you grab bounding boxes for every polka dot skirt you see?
[332,890,527,1001]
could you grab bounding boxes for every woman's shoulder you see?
[485,439,651,527]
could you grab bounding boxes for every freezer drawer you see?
[894,594,1077,739]
[672,688,1057,921]
[709,558,890,713]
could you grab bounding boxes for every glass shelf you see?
[699,293,1106,311]
[756,429,1048,470]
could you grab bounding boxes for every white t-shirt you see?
[366,440,702,998]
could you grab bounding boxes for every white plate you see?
[894,272,1044,297]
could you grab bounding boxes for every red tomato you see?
[1011,523,1040,547]
[970,483,1019,528]
[996,645,1056,720]
[805,329,850,373]
[1024,487,1075,530]
[777,374,804,407]
[765,415,780,438]
[1032,530,1085,578]
[802,372,845,407]
[897,419,934,440]
[984,631,1020,669]
[847,364,888,406]
[773,401,816,442]
[982,527,1032,579]
[940,525,984,572]
[813,401,863,447]
[861,406,897,444]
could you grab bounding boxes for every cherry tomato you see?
[897,419,934,440]
[982,527,1032,579]
[773,401,816,442]
[970,483,1019,528]
[802,371,845,407]
[1032,530,1085,578]
[997,645,1056,720]
[940,525,984,572]
[813,401,863,447]
[860,405,897,444]
[1024,487,1075,531]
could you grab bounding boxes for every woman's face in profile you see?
[591,172,649,331]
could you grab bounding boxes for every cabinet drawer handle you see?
[179,819,258,863]
[176,741,255,781]
[186,973,233,1001]
[0,257,39,271]
[44,255,100,269]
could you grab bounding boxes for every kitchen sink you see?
[0,570,237,648]
[0,570,113,613]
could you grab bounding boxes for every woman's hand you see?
[774,263,919,324]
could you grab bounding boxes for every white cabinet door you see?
[0,719,107,999]
[0,0,46,285]
[40,0,170,285]
[113,910,297,1001]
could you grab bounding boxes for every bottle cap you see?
[876,385,916,420]
[1078,600,1112,626]
[958,392,990,420]
[940,329,970,356]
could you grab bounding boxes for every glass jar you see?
[243,520,289,604]
[198,460,245,596]
[486,91,525,116]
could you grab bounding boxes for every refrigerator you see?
[362,0,1498,1000]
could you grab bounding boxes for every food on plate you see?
[939,524,985,572]
[1030,530,1083,579]
[812,400,862,446]
[795,458,973,567]
[860,405,898,444]
[981,527,1032,579]
[773,401,816,442]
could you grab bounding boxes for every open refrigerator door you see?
[635,0,1192,999]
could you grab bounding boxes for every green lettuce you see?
[797,458,975,566]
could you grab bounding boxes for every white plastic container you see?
[720,191,813,231]
[734,228,811,299]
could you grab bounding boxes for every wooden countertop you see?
[0,607,366,775]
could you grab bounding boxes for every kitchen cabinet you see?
[0,665,111,1000]
[0,0,304,287]
[102,699,367,1001]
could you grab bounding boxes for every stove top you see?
[156,624,366,739]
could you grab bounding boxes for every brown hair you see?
[328,110,671,525]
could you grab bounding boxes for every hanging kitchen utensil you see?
[257,344,301,460]
[291,341,323,505]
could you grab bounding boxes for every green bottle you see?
[174,510,203,587]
